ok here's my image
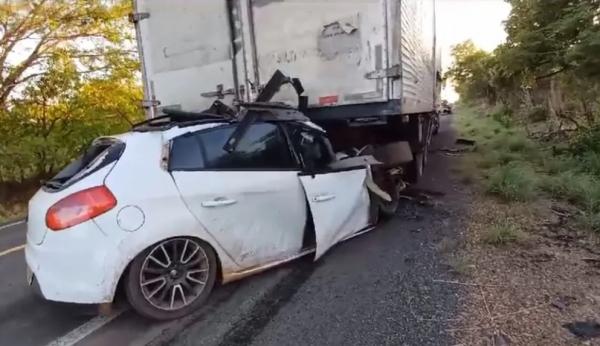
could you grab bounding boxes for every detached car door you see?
[286,124,371,260]
[169,123,307,269]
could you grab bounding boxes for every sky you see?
[437,0,512,101]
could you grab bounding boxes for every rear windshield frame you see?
[43,138,125,192]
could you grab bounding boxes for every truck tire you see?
[406,152,424,183]
[432,113,440,135]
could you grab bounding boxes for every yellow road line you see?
[0,244,25,257]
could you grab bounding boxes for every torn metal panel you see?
[317,14,361,60]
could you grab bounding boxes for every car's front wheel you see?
[125,237,217,320]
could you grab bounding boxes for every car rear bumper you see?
[25,220,122,304]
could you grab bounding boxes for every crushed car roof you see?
[131,70,309,133]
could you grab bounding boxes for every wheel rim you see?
[139,238,210,311]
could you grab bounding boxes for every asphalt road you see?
[0,114,466,346]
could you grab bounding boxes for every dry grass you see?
[449,186,600,345]
[482,222,526,246]
[0,202,26,223]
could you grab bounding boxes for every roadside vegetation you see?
[445,1,600,343]
[0,1,143,222]
[446,0,600,234]
[455,106,600,233]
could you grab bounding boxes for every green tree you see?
[0,0,142,187]
[445,40,497,104]
[448,0,600,129]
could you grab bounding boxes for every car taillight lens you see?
[46,186,117,231]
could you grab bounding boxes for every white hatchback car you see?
[25,103,392,320]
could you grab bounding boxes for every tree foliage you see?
[0,0,142,188]
[446,0,600,130]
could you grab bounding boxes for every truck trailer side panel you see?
[389,0,437,114]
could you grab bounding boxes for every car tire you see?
[376,184,400,218]
[370,168,400,218]
[125,237,217,320]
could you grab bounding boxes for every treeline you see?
[0,0,143,202]
[446,0,600,135]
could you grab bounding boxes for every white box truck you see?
[132,0,441,183]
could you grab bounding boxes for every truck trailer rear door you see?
[133,0,240,115]
[241,0,390,108]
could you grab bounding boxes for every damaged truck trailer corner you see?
[132,0,442,185]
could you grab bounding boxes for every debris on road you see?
[550,295,576,311]
[492,332,511,346]
[563,321,600,339]
[436,146,476,156]
[455,138,476,146]
[582,258,600,268]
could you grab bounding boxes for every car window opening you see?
[44,139,125,191]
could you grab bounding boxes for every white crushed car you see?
[25,92,395,320]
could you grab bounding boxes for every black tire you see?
[376,184,400,218]
[125,237,217,320]
[368,192,381,225]
[432,114,440,135]
[370,167,401,218]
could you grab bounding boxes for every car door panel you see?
[299,168,370,260]
[172,170,306,268]
[169,122,307,269]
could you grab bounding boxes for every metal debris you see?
[563,321,600,339]
[492,332,511,346]
[551,295,576,311]
[455,138,476,146]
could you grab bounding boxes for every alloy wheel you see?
[139,238,210,311]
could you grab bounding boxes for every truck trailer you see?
[132,0,441,203]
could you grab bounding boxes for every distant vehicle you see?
[25,75,398,320]
[440,100,453,115]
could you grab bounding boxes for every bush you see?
[487,163,538,201]
[541,171,600,211]
[507,136,534,153]
[482,223,525,246]
[576,212,600,233]
[578,151,600,177]
[524,105,547,123]
[488,105,513,128]
[540,155,576,175]
[571,125,600,154]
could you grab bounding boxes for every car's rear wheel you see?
[125,237,217,320]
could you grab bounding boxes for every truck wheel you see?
[125,237,217,320]
[406,152,424,183]
[432,113,440,135]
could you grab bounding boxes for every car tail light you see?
[46,186,117,231]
